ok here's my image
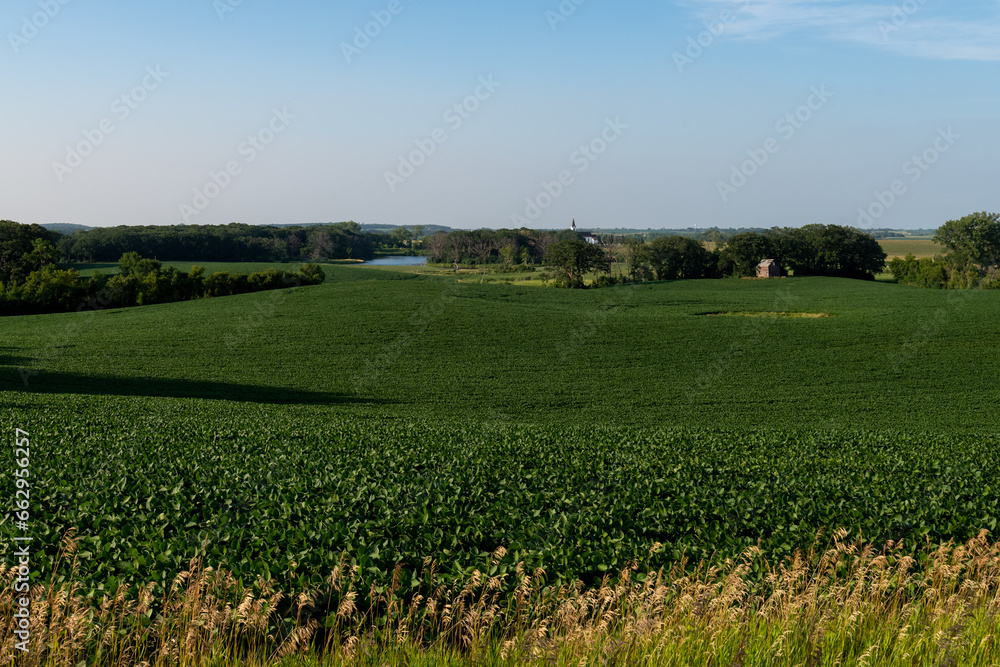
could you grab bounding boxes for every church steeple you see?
[571,219,577,232]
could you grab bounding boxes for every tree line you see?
[0,220,325,315]
[423,224,887,287]
[423,228,586,270]
[888,212,1000,289]
[56,222,389,263]
[1,254,325,315]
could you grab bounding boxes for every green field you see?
[3,268,999,598]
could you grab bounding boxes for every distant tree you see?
[119,251,162,278]
[286,234,303,259]
[307,230,333,260]
[425,232,449,263]
[20,238,60,275]
[602,236,623,280]
[648,236,713,280]
[297,263,326,285]
[935,212,1000,269]
[888,254,948,288]
[448,231,471,270]
[699,228,726,244]
[718,232,776,277]
[8,264,85,311]
[391,226,413,248]
[621,237,652,282]
[498,241,518,269]
[0,220,59,284]
[776,225,885,279]
[57,222,375,263]
[523,230,557,261]
[468,233,497,264]
[546,240,609,287]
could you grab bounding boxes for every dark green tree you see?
[935,212,1000,269]
[773,225,885,279]
[545,240,609,287]
[119,251,162,278]
[648,236,713,280]
[0,220,59,284]
[718,232,776,277]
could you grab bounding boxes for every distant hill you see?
[263,222,452,236]
[265,222,357,229]
[42,223,92,235]
[360,224,454,235]
[37,222,935,239]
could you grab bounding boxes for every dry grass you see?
[703,311,832,318]
[3,530,1000,666]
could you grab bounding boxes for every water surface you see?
[363,256,427,266]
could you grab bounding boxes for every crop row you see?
[4,405,998,598]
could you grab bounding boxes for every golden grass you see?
[703,311,832,318]
[4,530,1000,666]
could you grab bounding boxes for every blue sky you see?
[1,0,998,231]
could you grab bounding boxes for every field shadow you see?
[0,369,390,405]
[61,262,120,273]
[0,348,33,368]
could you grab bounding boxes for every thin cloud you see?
[680,0,1000,60]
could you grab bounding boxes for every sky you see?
[1,0,998,231]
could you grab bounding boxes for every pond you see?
[363,256,428,266]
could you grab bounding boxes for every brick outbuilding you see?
[757,259,781,278]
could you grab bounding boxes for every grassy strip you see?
[3,530,1000,666]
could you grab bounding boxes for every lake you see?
[363,256,428,266]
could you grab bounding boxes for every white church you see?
[571,219,600,245]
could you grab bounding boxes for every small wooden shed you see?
[757,259,781,278]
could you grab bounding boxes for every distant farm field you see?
[878,237,942,259]
[3,268,1000,598]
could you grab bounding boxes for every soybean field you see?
[3,267,1000,595]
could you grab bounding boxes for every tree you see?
[56,222,376,263]
[448,231,471,270]
[468,232,497,265]
[776,225,885,279]
[718,232,776,277]
[20,238,60,275]
[498,241,519,269]
[545,240,609,287]
[298,263,326,285]
[648,236,713,280]
[307,230,333,260]
[119,251,161,278]
[424,232,449,263]
[529,231,558,260]
[391,226,413,248]
[888,254,947,288]
[286,234,303,259]
[602,236,623,280]
[699,228,726,244]
[621,237,652,282]
[935,212,1000,269]
[0,220,58,284]
[9,264,85,311]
